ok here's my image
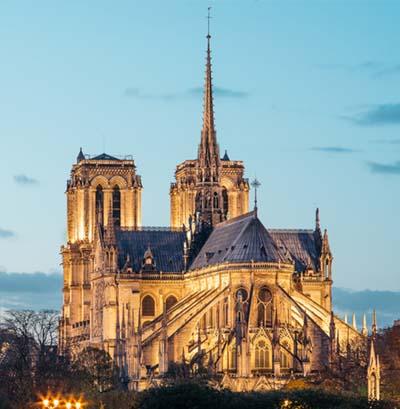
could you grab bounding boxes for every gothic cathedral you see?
[59,30,380,396]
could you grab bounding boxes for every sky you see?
[0,0,399,310]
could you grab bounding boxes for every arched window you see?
[255,339,270,369]
[230,346,237,370]
[257,303,265,327]
[166,295,178,312]
[95,185,104,226]
[280,341,290,369]
[223,297,229,326]
[213,192,219,209]
[142,295,155,317]
[257,287,273,327]
[222,188,229,218]
[112,185,121,227]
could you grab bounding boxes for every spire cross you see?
[207,7,212,38]
[251,177,261,211]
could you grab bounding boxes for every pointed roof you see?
[222,150,230,161]
[198,32,220,170]
[190,211,285,269]
[77,147,85,163]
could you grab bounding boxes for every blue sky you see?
[0,0,399,297]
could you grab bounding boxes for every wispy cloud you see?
[346,103,400,126]
[0,228,15,239]
[367,160,400,175]
[0,271,62,312]
[123,86,249,101]
[188,86,249,99]
[318,61,400,79]
[13,174,39,186]
[310,146,359,154]
[370,139,400,145]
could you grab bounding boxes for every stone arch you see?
[142,294,156,317]
[109,175,128,189]
[90,175,109,188]
[165,294,178,312]
[220,175,235,191]
[254,338,272,370]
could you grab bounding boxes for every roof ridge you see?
[216,210,256,228]
[269,228,314,233]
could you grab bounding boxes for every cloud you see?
[0,271,62,312]
[333,287,399,328]
[310,146,358,153]
[367,160,400,175]
[373,64,400,78]
[370,139,400,145]
[0,228,15,239]
[318,61,400,78]
[123,86,249,101]
[13,174,39,186]
[346,103,400,126]
[188,86,249,99]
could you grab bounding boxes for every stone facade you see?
[59,31,379,395]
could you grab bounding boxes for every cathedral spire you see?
[198,7,220,180]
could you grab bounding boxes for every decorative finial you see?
[251,177,261,212]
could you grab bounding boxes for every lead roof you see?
[113,213,321,274]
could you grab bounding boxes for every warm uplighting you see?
[40,395,84,409]
[282,399,291,408]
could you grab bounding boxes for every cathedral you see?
[59,28,380,397]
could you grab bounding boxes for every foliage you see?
[133,383,394,409]
[376,324,400,402]
[0,310,119,409]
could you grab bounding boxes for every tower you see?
[170,24,249,228]
[60,150,142,351]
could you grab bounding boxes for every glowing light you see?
[66,403,72,409]
[53,399,60,407]
[43,399,50,408]
[75,402,81,409]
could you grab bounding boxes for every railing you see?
[119,226,184,232]
[83,154,134,160]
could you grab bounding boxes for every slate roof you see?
[191,211,285,270]
[190,211,321,272]
[269,230,320,272]
[116,229,186,273]
[92,153,120,161]
[222,150,230,161]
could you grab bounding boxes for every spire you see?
[77,147,85,163]
[198,7,220,179]
[372,309,377,339]
[362,313,368,336]
[352,313,357,331]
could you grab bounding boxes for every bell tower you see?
[170,23,249,228]
[59,150,142,351]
